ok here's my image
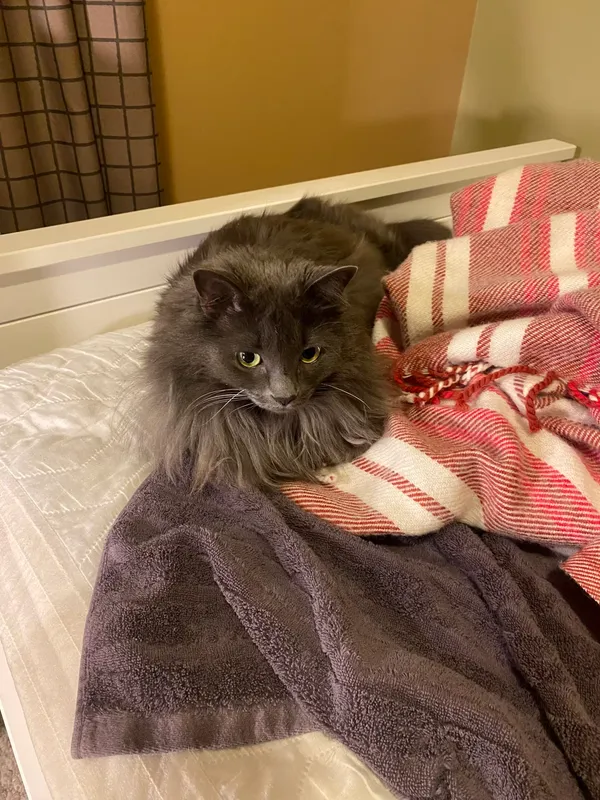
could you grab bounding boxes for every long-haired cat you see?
[141,198,450,487]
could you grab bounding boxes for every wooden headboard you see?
[0,139,576,368]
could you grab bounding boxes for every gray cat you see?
[141,197,450,487]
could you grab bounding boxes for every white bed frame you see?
[0,139,576,369]
[0,138,580,799]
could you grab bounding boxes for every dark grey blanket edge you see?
[73,702,313,759]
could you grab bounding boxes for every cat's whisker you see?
[191,388,239,403]
[198,398,241,411]
[195,393,240,404]
[229,402,256,416]
[206,390,245,423]
[322,383,371,410]
[192,390,239,402]
[182,398,228,418]
[198,395,246,409]
[186,391,240,415]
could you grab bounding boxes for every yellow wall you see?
[146,0,477,205]
[453,0,600,158]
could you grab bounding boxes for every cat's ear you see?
[307,265,358,297]
[193,269,242,313]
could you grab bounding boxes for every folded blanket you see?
[74,468,600,799]
[284,159,600,604]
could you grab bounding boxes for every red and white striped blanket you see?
[283,159,600,604]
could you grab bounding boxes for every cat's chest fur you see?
[141,197,450,488]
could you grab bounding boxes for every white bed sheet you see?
[0,325,393,800]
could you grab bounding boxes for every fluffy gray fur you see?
[141,197,450,488]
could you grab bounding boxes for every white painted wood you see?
[0,140,576,367]
[0,139,575,276]
[0,185,456,326]
[0,241,198,324]
[358,182,463,224]
[0,287,159,367]
[0,192,450,325]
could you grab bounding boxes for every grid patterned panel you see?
[0,0,161,233]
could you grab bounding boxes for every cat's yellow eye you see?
[301,346,321,364]
[237,351,262,368]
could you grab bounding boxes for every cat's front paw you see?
[316,468,339,486]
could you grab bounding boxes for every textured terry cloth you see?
[283,159,600,604]
[74,469,600,800]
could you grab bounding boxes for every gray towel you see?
[73,469,600,800]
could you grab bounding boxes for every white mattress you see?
[0,325,393,800]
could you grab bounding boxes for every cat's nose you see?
[273,394,296,407]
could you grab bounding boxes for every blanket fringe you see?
[393,361,600,433]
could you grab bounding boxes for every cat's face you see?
[192,262,356,413]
